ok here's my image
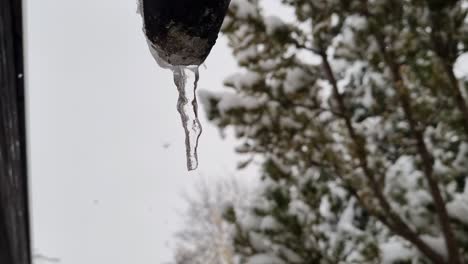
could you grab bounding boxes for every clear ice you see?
[140,5,204,171]
[172,66,203,171]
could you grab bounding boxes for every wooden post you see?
[0,0,31,263]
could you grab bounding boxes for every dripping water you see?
[172,65,203,171]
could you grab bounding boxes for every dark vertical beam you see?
[0,0,31,263]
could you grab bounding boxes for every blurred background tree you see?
[175,0,468,263]
[172,177,251,264]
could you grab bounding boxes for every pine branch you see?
[425,5,468,138]
[362,4,462,262]
[319,49,446,263]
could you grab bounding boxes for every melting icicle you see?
[172,66,203,171]
[139,0,230,170]
[143,39,204,171]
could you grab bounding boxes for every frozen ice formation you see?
[139,0,231,170]
[173,66,202,170]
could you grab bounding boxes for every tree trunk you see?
[0,0,31,263]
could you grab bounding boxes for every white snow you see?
[453,142,468,169]
[225,72,262,90]
[235,45,259,63]
[447,198,468,225]
[379,240,413,264]
[241,213,261,230]
[287,199,310,223]
[230,0,258,19]
[283,67,311,94]
[454,52,468,79]
[337,199,362,236]
[447,180,468,225]
[246,254,284,264]
[385,156,422,194]
[260,216,280,231]
[420,235,448,260]
[202,92,267,114]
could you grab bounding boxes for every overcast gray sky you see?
[26,0,254,263]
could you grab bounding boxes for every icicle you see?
[139,0,230,171]
[172,66,203,171]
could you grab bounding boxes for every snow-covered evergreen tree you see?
[201,0,468,263]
